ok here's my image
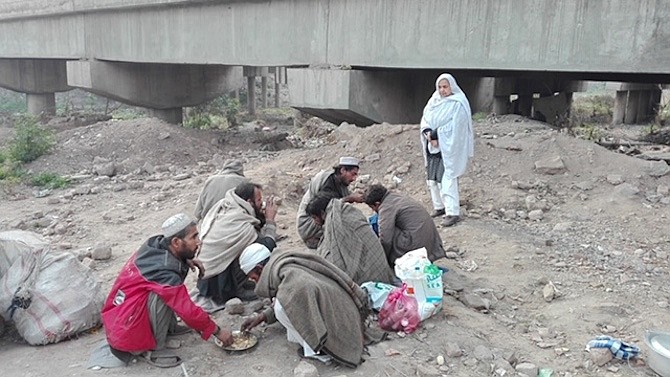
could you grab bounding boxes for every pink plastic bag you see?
[378,284,421,333]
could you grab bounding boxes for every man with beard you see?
[296,157,363,249]
[193,182,277,312]
[100,214,234,368]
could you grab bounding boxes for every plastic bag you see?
[394,247,444,320]
[361,281,395,311]
[0,248,104,345]
[378,284,421,333]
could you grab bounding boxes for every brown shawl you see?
[255,249,370,367]
[317,199,395,285]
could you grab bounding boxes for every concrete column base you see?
[613,91,627,124]
[247,76,256,115]
[27,93,56,116]
[624,91,640,124]
[261,76,268,108]
[516,95,533,117]
[150,108,183,124]
[532,92,572,123]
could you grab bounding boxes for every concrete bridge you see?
[0,0,668,124]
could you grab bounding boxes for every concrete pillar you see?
[261,76,268,108]
[517,95,533,117]
[493,96,509,115]
[636,90,652,123]
[247,76,256,115]
[26,93,56,116]
[613,91,627,124]
[150,108,183,124]
[624,91,639,124]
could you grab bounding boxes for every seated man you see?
[194,159,248,221]
[363,184,446,267]
[241,249,384,368]
[101,214,233,368]
[195,182,277,310]
[305,194,394,285]
[296,157,363,249]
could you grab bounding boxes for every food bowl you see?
[214,331,258,352]
[645,330,670,377]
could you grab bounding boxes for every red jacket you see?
[101,236,217,352]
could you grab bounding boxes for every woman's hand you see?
[430,139,439,148]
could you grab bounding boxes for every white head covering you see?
[162,213,194,238]
[338,156,360,167]
[425,73,471,116]
[239,243,271,274]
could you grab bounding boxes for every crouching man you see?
[101,214,234,368]
[241,249,384,367]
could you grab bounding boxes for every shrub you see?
[8,115,54,163]
[30,172,70,189]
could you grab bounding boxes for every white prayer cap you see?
[239,243,271,274]
[162,213,194,238]
[338,156,360,167]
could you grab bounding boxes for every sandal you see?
[142,350,182,368]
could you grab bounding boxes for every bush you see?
[30,172,70,189]
[9,115,54,163]
[571,94,614,124]
[0,90,27,114]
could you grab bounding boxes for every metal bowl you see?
[645,330,670,377]
[214,331,258,352]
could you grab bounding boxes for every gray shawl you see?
[317,199,394,285]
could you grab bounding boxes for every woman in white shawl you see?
[420,73,474,227]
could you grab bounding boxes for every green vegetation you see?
[29,172,70,189]
[0,115,56,184]
[472,112,488,122]
[571,94,614,125]
[0,90,27,114]
[8,115,55,163]
[183,95,241,130]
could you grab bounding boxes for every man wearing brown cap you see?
[100,214,233,368]
[296,157,364,249]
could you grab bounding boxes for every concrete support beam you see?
[636,90,652,124]
[247,76,256,115]
[516,95,533,117]
[150,108,183,124]
[261,76,268,108]
[624,91,640,124]
[67,60,242,123]
[0,58,70,93]
[613,91,627,124]
[27,93,56,116]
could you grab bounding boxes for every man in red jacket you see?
[101,213,233,367]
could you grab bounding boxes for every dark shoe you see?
[441,215,460,227]
[430,209,446,218]
[235,288,258,302]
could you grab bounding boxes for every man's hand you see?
[264,196,278,222]
[187,258,205,279]
[215,327,234,347]
[241,313,266,332]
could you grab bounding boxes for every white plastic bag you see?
[0,248,104,345]
[361,281,396,311]
[394,248,443,320]
[0,230,48,277]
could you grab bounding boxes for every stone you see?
[224,298,245,315]
[515,362,538,377]
[46,197,61,205]
[615,183,639,197]
[445,252,459,259]
[460,293,490,310]
[473,345,494,362]
[141,162,155,175]
[528,209,544,221]
[365,153,381,162]
[73,185,92,195]
[245,301,265,314]
[81,257,95,269]
[543,283,555,302]
[606,174,624,185]
[91,243,112,260]
[444,342,463,358]
[658,185,670,196]
[574,180,594,191]
[158,132,171,140]
[646,160,670,177]
[293,361,319,377]
[95,162,117,177]
[502,350,518,365]
[173,173,191,181]
[534,156,566,175]
[552,222,572,232]
[436,355,445,365]
[589,347,613,366]
[416,364,440,376]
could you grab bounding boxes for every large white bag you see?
[0,230,49,277]
[394,248,443,320]
[0,248,104,345]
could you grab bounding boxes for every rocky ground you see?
[0,110,669,377]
